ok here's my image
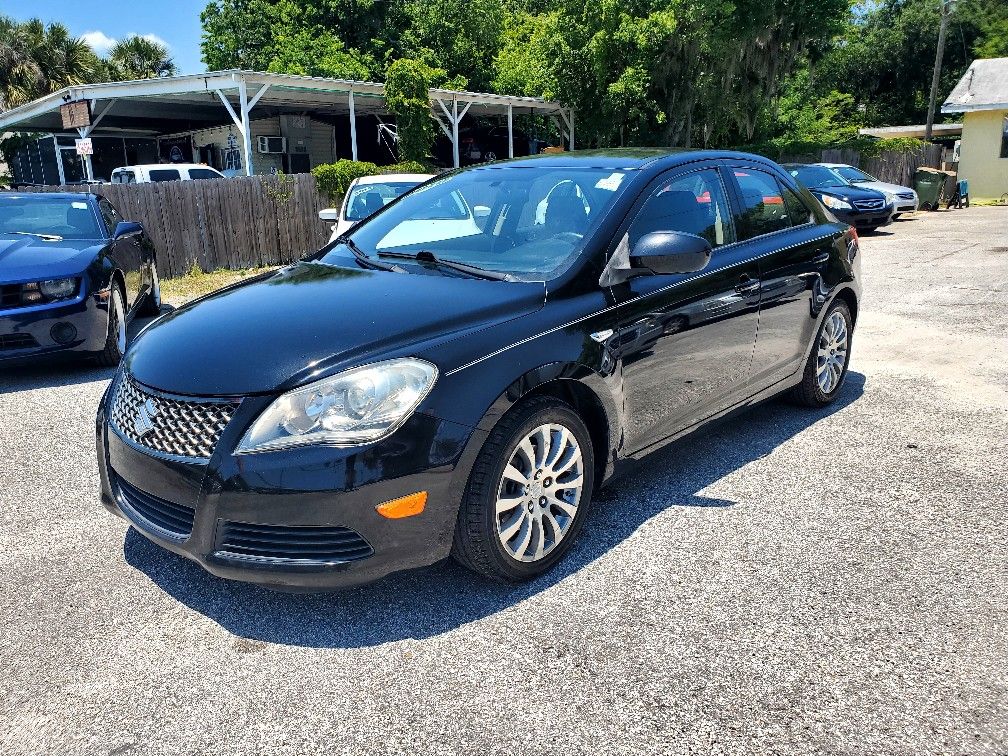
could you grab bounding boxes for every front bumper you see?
[96,381,485,590]
[832,206,894,229]
[0,293,107,364]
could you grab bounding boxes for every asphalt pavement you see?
[1,207,1005,755]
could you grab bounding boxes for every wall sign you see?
[60,100,92,129]
[75,138,93,156]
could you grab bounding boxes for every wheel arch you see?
[468,362,621,488]
[832,285,859,326]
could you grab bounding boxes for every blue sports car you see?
[0,192,160,366]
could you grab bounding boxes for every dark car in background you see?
[435,123,537,165]
[97,149,860,590]
[0,193,160,366]
[784,163,893,232]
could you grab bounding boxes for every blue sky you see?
[5,0,208,74]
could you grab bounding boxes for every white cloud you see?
[81,31,171,55]
[82,30,116,54]
[137,33,170,50]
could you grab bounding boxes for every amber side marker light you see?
[376,491,428,519]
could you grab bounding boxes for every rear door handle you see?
[735,276,760,295]
[812,252,830,264]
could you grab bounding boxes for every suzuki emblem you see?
[133,397,159,438]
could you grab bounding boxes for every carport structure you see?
[0,69,574,180]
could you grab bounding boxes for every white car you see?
[110,163,226,184]
[319,173,434,242]
[820,163,919,217]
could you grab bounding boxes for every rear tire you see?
[452,396,595,582]
[791,299,852,407]
[95,284,126,367]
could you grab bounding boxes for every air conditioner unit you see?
[257,136,287,154]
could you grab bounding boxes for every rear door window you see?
[782,184,814,226]
[148,169,181,182]
[732,169,791,239]
[187,168,222,180]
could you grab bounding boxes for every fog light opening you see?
[50,322,77,345]
[376,491,428,519]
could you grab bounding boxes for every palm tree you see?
[0,17,45,109]
[108,36,178,80]
[0,16,103,110]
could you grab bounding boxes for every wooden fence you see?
[781,143,945,186]
[29,174,332,279]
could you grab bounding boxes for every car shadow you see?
[124,371,866,649]
[0,307,171,394]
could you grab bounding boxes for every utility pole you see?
[925,0,954,141]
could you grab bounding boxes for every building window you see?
[1001,115,1008,159]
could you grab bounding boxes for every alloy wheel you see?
[495,423,584,563]
[816,309,848,394]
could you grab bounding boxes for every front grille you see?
[215,521,374,565]
[116,475,195,540]
[0,284,24,310]
[110,372,239,460]
[896,192,915,200]
[0,333,38,351]
[852,198,885,211]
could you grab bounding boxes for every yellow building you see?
[943,58,1008,202]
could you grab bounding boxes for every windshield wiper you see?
[341,236,406,273]
[6,230,63,241]
[377,250,517,281]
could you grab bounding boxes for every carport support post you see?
[238,79,254,176]
[349,89,358,162]
[452,99,460,168]
[507,104,514,159]
[77,126,93,181]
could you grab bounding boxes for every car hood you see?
[815,184,888,202]
[0,236,103,281]
[855,180,915,197]
[126,261,547,396]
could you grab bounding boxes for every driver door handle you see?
[735,275,760,295]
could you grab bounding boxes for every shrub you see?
[312,159,380,201]
[312,159,437,203]
[384,58,439,163]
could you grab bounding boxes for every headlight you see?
[237,358,438,453]
[820,195,852,211]
[39,277,78,300]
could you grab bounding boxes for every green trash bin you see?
[914,167,946,210]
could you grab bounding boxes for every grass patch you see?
[160,265,276,306]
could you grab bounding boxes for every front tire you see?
[452,397,595,582]
[95,284,126,367]
[791,299,852,407]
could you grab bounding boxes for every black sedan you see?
[0,192,160,366]
[783,163,893,232]
[96,150,860,589]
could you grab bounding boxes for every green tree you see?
[108,35,177,80]
[0,16,103,110]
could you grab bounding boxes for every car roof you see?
[0,191,95,202]
[491,148,785,171]
[354,173,434,184]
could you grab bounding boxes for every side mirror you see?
[630,231,711,275]
[318,208,340,222]
[113,221,143,240]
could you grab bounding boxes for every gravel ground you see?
[1,208,1006,756]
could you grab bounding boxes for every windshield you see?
[321,166,630,280]
[0,195,101,240]
[345,181,421,221]
[789,165,851,189]
[834,166,876,183]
